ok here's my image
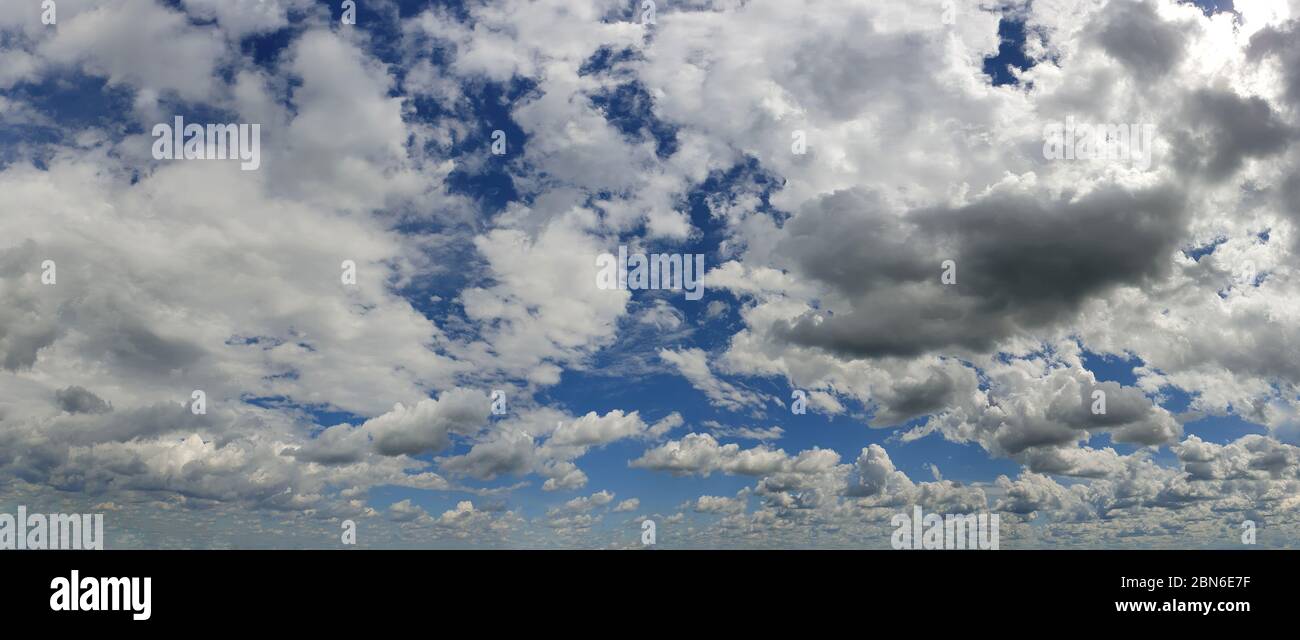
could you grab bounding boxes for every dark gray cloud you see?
[1050,380,1179,446]
[56,403,210,447]
[1248,21,1300,107]
[1170,89,1293,181]
[100,319,208,374]
[878,370,956,421]
[1090,0,1187,81]
[54,385,112,414]
[871,364,974,426]
[283,423,368,465]
[773,184,1186,358]
[1246,22,1300,250]
[437,430,536,480]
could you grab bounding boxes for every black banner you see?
[0,550,1285,629]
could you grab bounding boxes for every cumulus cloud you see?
[364,389,491,457]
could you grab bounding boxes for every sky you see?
[1,0,1300,549]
